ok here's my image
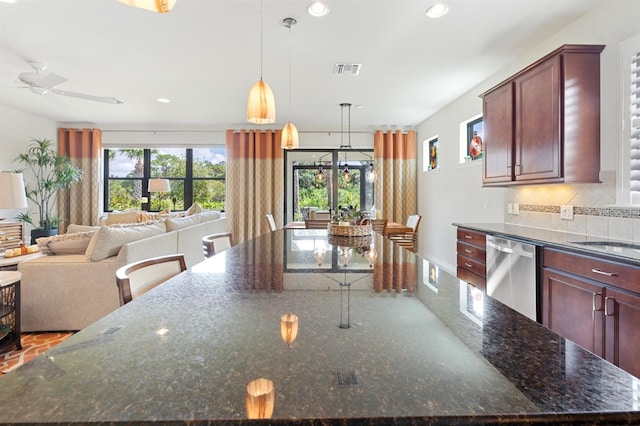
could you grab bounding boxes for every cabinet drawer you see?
[543,248,640,294]
[457,254,486,279]
[457,267,486,290]
[457,229,486,248]
[457,241,486,263]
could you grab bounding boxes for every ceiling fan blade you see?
[35,73,67,89]
[51,88,123,104]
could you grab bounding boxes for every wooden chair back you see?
[371,219,388,234]
[304,219,330,229]
[202,232,233,258]
[265,214,277,232]
[115,254,187,305]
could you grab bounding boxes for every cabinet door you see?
[514,55,561,182]
[482,83,513,184]
[604,287,640,379]
[541,268,604,356]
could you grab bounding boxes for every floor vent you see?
[335,370,359,386]
[334,63,361,76]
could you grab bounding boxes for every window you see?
[104,147,226,212]
[425,136,438,171]
[459,114,483,164]
[286,150,375,222]
[619,33,640,205]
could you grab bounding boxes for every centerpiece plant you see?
[15,138,84,238]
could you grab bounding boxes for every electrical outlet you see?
[507,203,513,214]
[560,205,574,220]
[513,203,519,215]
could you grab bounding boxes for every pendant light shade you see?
[315,164,325,182]
[365,163,378,182]
[342,164,352,183]
[281,121,299,149]
[247,80,276,124]
[247,0,276,124]
[116,0,176,13]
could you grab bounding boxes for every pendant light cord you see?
[260,0,264,80]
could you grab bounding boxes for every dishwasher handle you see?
[486,240,535,259]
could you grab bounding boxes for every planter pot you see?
[30,228,58,244]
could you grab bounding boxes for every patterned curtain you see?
[225,129,284,244]
[373,130,417,225]
[57,128,102,232]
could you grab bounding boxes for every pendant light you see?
[315,163,325,182]
[281,17,299,149]
[365,162,378,182]
[116,0,176,13]
[247,0,276,124]
[340,103,352,182]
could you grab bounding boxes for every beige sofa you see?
[18,211,228,332]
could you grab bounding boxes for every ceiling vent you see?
[334,63,362,76]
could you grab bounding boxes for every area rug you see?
[0,332,74,375]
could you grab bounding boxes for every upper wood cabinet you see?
[480,44,605,186]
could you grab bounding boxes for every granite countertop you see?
[454,222,640,264]
[0,230,638,424]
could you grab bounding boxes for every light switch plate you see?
[560,205,574,220]
[507,203,513,214]
[513,203,519,215]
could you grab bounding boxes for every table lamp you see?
[0,172,28,220]
[148,178,170,210]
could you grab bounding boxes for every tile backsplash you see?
[506,171,640,242]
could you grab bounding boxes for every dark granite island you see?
[0,230,638,425]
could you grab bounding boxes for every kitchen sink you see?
[569,240,640,250]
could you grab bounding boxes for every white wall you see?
[0,105,57,224]
[416,0,640,272]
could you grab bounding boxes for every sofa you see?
[18,210,228,332]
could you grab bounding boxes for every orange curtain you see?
[57,128,102,231]
[225,129,284,244]
[373,130,417,225]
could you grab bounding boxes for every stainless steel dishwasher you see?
[485,235,539,322]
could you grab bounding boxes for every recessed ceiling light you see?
[307,1,329,17]
[157,97,171,103]
[425,3,449,18]
[0,0,19,3]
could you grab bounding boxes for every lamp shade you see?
[148,178,170,192]
[247,79,276,124]
[116,0,176,13]
[281,121,299,149]
[0,172,28,210]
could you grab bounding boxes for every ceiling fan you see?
[17,61,123,105]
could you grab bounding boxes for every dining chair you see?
[115,254,187,305]
[265,214,277,232]
[387,215,421,252]
[202,232,233,258]
[304,219,331,229]
[371,219,388,234]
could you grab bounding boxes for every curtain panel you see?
[373,130,417,225]
[57,128,102,231]
[225,129,284,244]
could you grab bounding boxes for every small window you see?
[459,114,483,164]
[426,136,439,171]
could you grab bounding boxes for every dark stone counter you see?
[0,230,638,424]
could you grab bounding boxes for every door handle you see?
[592,292,603,312]
[591,268,618,277]
[604,296,616,316]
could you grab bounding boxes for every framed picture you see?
[466,117,483,160]
[428,137,438,170]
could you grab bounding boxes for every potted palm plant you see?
[14,138,84,241]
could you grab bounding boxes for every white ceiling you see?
[0,0,605,133]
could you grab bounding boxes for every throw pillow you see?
[198,210,221,222]
[85,221,167,261]
[67,224,101,233]
[105,211,141,225]
[37,231,97,255]
[186,202,203,215]
[165,215,200,231]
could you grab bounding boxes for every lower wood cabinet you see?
[542,247,640,378]
[456,228,486,290]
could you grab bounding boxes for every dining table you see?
[0,229,639,424]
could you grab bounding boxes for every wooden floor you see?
[0,332,74,375]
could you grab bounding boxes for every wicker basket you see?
[327,223,372,237]
[328,234,372,248]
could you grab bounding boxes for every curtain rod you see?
[98,129,378,134]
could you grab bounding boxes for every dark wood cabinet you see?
[481,44,604,186]
[542,247,640,378]
[456,228,486,290]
